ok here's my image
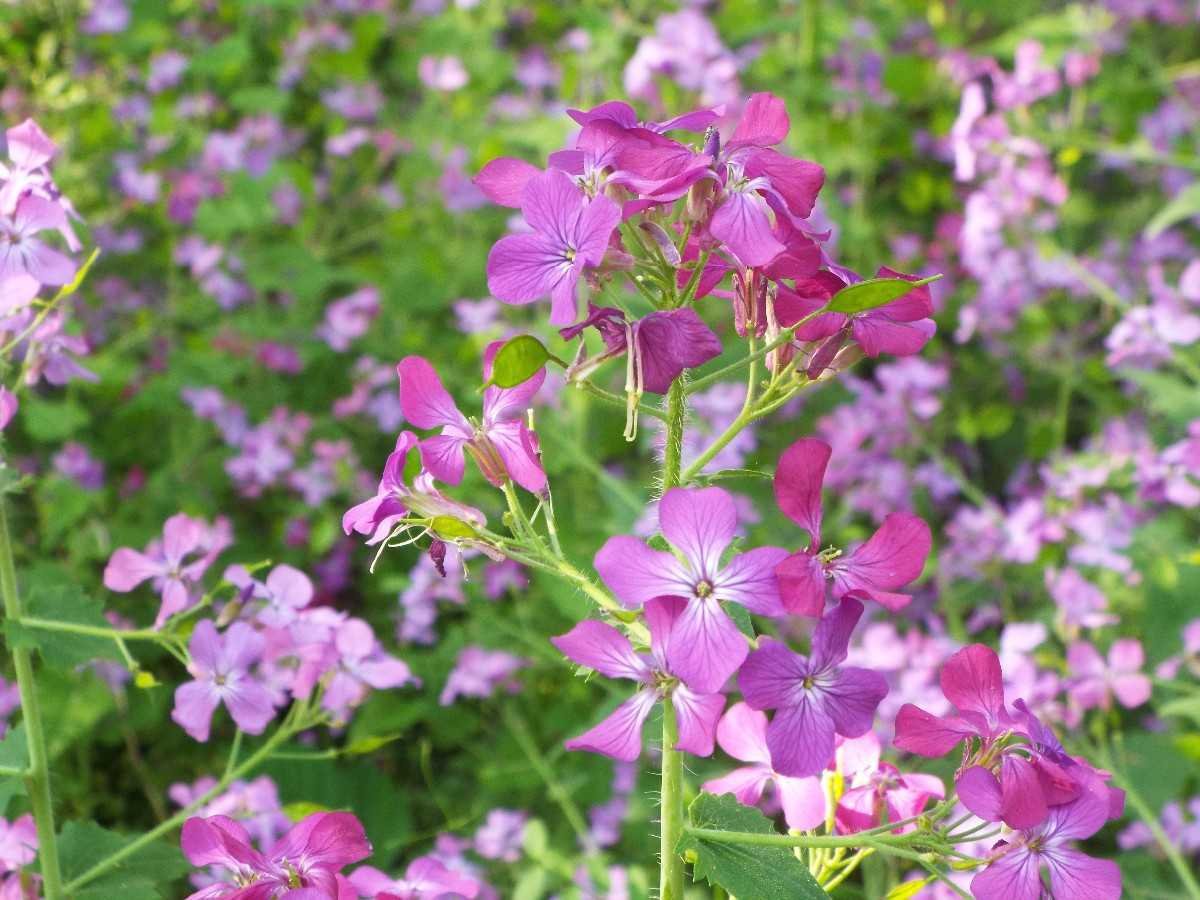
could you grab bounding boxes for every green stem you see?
[14,616,168,643]
[0,493,64,899]
[64,717,300,894]
[659,700,685,900]
[682,827,915,851]
[503,707,592,849]
[576,380,666,421]
[662,380,686,490]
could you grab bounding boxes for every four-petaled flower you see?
[486,168,620,326]
[594,486,789,692]
[172,620,277,743]
[738,598,888,777]
[553,596,726,761]
[398,342,546,493]
[180,811,371,899]
[774,437,931,616]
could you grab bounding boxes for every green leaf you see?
[825,275,940,315]
[1159,695,1200,726]
[723,601,756,639]
[677,794,830,900]
[484,334,556,389]
[1144,181,1200,238]
[57,821,190,900]
[0,777,26,815]
[21,397,89,443]
[0,724,30,772]
[4,586,123,669]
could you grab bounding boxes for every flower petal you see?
[970,847,1043,900]
[774,438,830,543]
[593,536,692,609]
[565,691,656,762]
[665,595,747,694]
[892,704,977,757]
[809,597,865,672]
[738,639,808,711]
[710,191,784,268]
[822,665,888,738]
[714,546,791,616]
[659,486,737,580]
[1043,849,1121,900]
[474,157,540,208]
[766,698,835,778]
[672,686,725,757]
[777,775,827,831]
[397,356,469,431]
[729,93,789,148]
[172,680,221,743]
[714,701,772,765]
[831,513,930,601]
[551,620,650,682]
[774,551,827,617]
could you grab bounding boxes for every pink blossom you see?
[418,55,468,92]
[172,620,277,742]
[439,645,526,706]
[1066,639,1152,712]
[350,858,481,898]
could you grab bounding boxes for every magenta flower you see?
[780,267,936,368]
[553,596,726,761]
[834,733,944,834]
[342,431,486,545]
[104,513,229,627]
[349,858,481,899]
[738,598,887,777]
[486,168,620,325]
[893,645,1081,830]
[172,620,277,743]
[398,344,546,493]
[1066,638,1152,712]
[702,702,827,831]
[594,486,789,692]
[773,437,931,616]
[180,811,371,899]
[970,777,1121,900]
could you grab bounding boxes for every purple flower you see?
[350,858,481,899]
[702,702,827,830]
[225,563,314,629]
[473,809,527,862]
[398,345,546,493]
[0,195,76,302]
[594,486,789,692]
[316,286,379,352]
[439,645,526,706]
[834,733,945,834]
[0,815,36,872]
[738,598,887,777]
[321,618,418,723]
[1066,639,1151,712]
[0,387,15,431]
[418,55,468,92]
[971,777,1121,900]
[104,513,230,627]
[553,596,726,761]
[172,620,277,743]
[0,119,58,216]
[486,169,620,326]
[180,811,371,899]
[773,437,931,616]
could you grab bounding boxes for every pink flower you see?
[439,646,526,706]
[180,811,371,899]
[702,702,827,830]
[172,620,277,743]
[417,55,468,92]
[342,431,486,545]
[104,513,231,627]
[0,388,15,431]
[398,344,546,493]
[0,119,57,215]
[485,169,620,325]
[349,858,481,899]
[0,195,76,308]
[316,286,380,352]
[834,733,944,834]
[320,618,418,723]
[970,776,1121,900]
[893,645,1087,830]
[738,598,888,777]
[773,437,931,616]
[1066,639,1151,712]
[553,596,725,761]
[0,815,36,872]
[225,563,314,629]
[594,486,789,692]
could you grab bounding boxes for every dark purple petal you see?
[999,754,1049,829]
[744,149,824,219]
[809,597,865,671]
[1043,849,1121,900]
[766,699,835,778]
[850,315,935,359]
[831,513,930,606]
[774,551,827,617]
[634,309,723,394]
[738,639,808,711]
[715,546,790,616]
[729,93,789,148]
[269,811,372,871]
[822,665,887,737]
[970,847,1043,900]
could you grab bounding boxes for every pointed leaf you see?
[825,275,940,314]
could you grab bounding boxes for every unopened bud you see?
[428,540,448,578]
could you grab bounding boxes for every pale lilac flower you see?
[418,55,468,92]
[1066,639,1152,712]
[172,620,277,742]
[168,776,290,848]
[0,816,35,872]
[316,286,379,351]
[554,597,726,761]
[0,195,76,298]
[321,618,418,723]
[52,442,104,490]
[81,0,129,34]
[180,811,370,899]
[104,513,230,626]
[0,387,15,431]
[350,858,482,899]
[439,646,526,706]
[0,119,58,216]
[594,486,789,692]
[226,563,314,629]
[739,599,888,777]
[473,809,526,862]
[623,9,742,109]
[702,702,826,830]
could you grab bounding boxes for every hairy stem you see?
[662,380,686,491]
[0,492,64,900]
[659,700,685,900]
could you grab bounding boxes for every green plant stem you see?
[503,707,592,849]
[662,380,686,490]
[64,716,300,894]
[576,380,666,421]
[682,827,916,851]
[0,494,64,900]
[659,700,685,900]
